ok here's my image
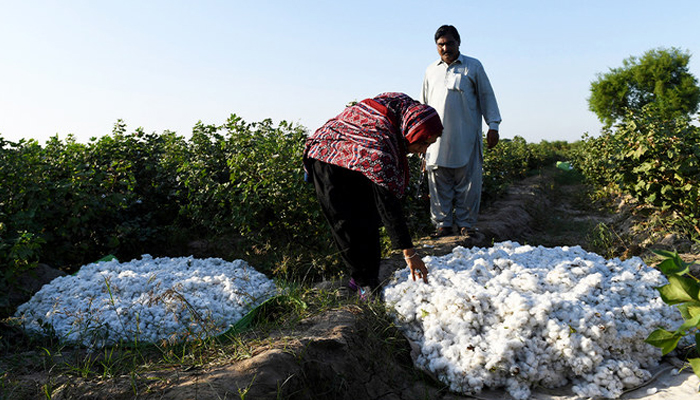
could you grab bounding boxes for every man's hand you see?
[486,129,499,149]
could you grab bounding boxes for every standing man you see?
[420,25,501,238]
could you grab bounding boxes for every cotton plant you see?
[14,255,278,347]
[384,241,682,400]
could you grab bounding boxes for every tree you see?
[588,47,700,127]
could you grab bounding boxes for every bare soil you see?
[2,168,698,400]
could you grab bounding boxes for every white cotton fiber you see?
[383,241,682,400]
[14,255,278,347]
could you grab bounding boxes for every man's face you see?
[436,34,460,64]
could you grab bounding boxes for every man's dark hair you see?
[434,25,460,44]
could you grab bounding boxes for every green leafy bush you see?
[572,104,700,236]
[645,250,700,378]
[482,136,531,202]
[176,115,334,278]
[0,117,337,292]
[570,129,620,188]
[0,139,48,280]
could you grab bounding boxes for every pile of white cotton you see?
[14,255,278,347]
[383,241,682,400]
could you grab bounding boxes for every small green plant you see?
[645,249,700,377]
[587,222,622,258]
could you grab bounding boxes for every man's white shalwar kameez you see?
[421,53,501,229]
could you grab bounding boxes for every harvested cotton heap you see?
[383,241,682,400]
[14,255,278,347]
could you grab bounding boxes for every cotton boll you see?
[505,377,531,400]
[493,258,512,271]
[428,355,451,372]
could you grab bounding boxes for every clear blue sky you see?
[1,1,699,144]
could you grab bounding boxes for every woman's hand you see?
[404,248,428,283]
